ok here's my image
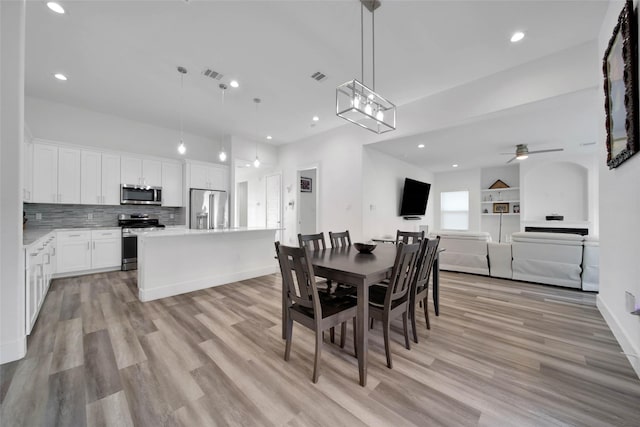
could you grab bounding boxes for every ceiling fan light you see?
[516,154,528,160]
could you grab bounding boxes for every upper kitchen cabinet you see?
[188,161,228,191]
[121,157,162,187]
[81,151,121,205]
[32,143,81,204]
[161,161,183,207]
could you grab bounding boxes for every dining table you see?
[280,243,442,387]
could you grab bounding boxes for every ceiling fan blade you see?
[499,152,514,155]
[529,148,564,154]
[506,156,516,164]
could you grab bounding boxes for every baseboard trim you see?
[138,266,278,302]
[0,337,26,364]
[597,295,640,379]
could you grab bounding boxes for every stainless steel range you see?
[118,214,165,271]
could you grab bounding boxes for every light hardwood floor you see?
[1,270,639,426]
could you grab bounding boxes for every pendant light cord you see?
[360,2,364,84]
[179,72,184,142]
[372,4,375,91]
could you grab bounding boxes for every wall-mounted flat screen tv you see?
[399,178,431,216]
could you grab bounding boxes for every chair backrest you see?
[329,230,351,248]
[275,242,321,314]
[384,242,420,308]
[412,237,440,295]
[298,233,327,251]
[396,230,425,245]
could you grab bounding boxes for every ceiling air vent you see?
[202,68,224,80]
[311,71,327,82]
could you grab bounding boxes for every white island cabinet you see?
[136,228,278,301]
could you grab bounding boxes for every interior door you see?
[265,174,282,241]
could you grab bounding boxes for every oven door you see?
[121,231,138,271]
[121,185,162,205]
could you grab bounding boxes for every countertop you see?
[133,227,278,239]
[23,225,126,247]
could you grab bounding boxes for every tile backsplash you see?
[24,203,185,229]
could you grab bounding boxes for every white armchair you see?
[430,231,491,276]
[511,232,584,289]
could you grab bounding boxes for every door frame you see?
[296,163,320,237]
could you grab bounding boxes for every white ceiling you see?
[25,0,608,169]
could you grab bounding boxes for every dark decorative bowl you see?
[354,242,377,253]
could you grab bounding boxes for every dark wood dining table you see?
[280,244,441,387]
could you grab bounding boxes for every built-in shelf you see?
[482,213,520,216]
[481,200,519,204]
[481,187,519,192]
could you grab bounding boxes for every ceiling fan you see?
[502,144,564,163]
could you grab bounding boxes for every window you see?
[440,191,469,230]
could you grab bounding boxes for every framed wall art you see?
[603,0,639,169]
[493,203,509,214]
[300,176,312,193]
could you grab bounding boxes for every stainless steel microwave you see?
[120,184,162,205]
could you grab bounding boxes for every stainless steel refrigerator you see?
[189,188,228,229]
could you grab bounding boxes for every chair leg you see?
[330,327,335,343]
[284,317,293,361]
[383,319,392,369]
[423,296,430,330]
[402,311,411,350]
[410,300,419,344]
[352,317,358,358]
[340,322,347,348]
[369,318,374,330]
[313,330,322,383]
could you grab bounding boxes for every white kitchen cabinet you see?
[81,151,121,205]
[57,147,82,204]
[32,143,81,204]
[57,230,92,273]
[23,141,33,202]
[32,143,59,203]
[25,233,56,335]
[91,229,121,269]
[188,162,228,191]
[121,157,162,187]
[161,161,183,206]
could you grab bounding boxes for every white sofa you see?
[430,230,491,276]
[581,237,599,291]
[511,232,584,289]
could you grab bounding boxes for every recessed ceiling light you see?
[47,2,65,14]
[54,73,67,81]
[266,135,272,140]
[510,31,525,43]
[312,116,319,121]
[229,80,239,88]
[452,164,459,168]
[418,144,425,148]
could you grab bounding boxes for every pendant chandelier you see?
[336,0,396,134]
[177,66,187,154]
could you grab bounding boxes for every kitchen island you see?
[135,227,279,301]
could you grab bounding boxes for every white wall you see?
[362,147,434,240]
[1,0,27,363]
[433,168,482,231]
[298,169,317,235]
[26,96,223,163]
[235,167,267,228]
[276,127,364,246]
[520,153,599,234]
[596,0,640,378]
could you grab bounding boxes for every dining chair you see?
[329,230,352,248]
[396,230,425,245]
[409,237,440,343]
[275,242,357,383]
[368,242,420,369]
